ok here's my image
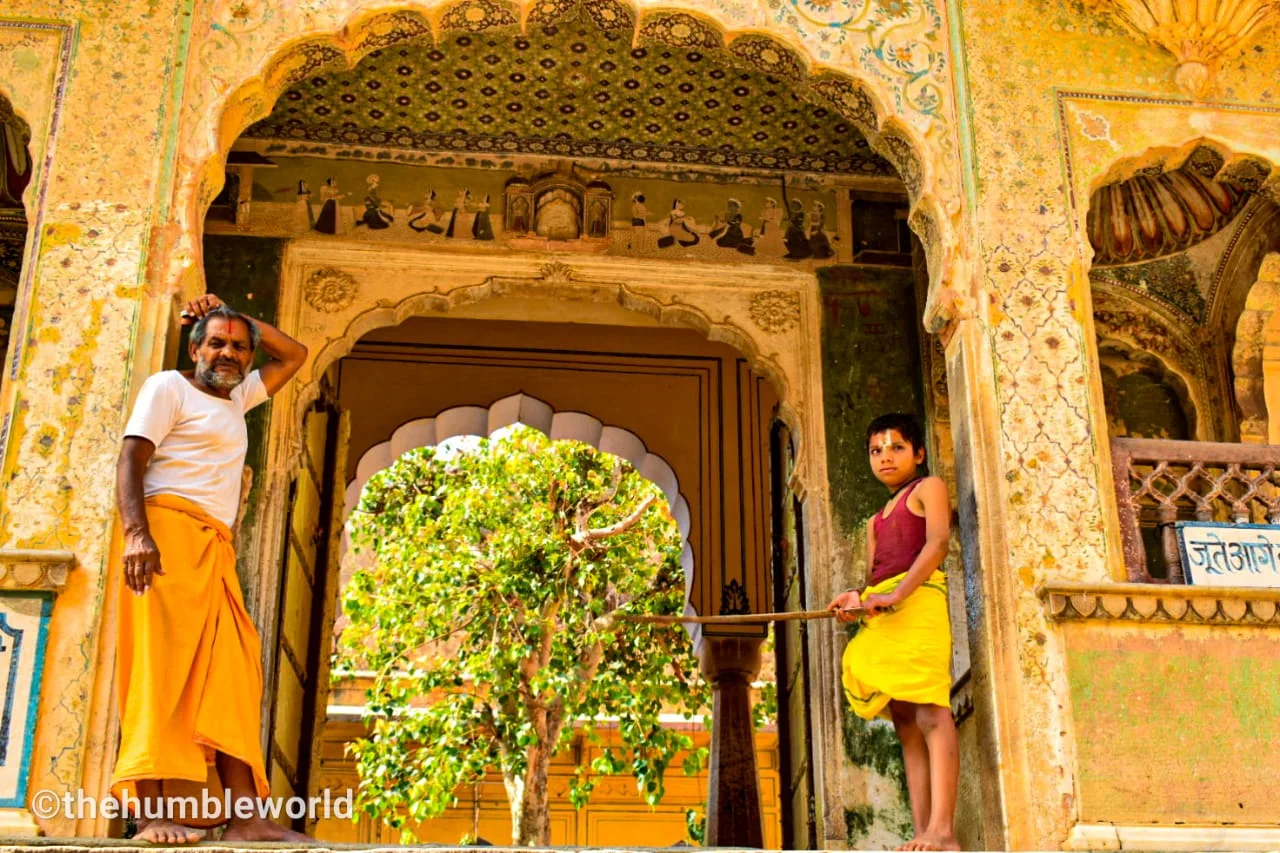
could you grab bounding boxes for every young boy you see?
[828,413,959,852]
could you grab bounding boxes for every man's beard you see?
[197,357,245,391]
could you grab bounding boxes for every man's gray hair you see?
[191,304,260,351]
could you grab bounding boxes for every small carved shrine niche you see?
[504,172,614,242]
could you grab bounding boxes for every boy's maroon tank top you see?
[869,478,927,587]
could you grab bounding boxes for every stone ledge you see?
[1064,822,1280,851]
[0,550,76,592]
[1040,581,1280,626]
[0,844,762,853]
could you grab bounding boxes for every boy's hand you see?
[861,592,897,617]
[827,589,863,624]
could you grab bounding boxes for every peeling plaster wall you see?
[0,4,191,835]
[1062,621,1280,826]
[816,263,925,848]
[955,0,1280,846]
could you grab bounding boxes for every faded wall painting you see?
[208,154,851,268]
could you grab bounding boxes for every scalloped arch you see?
[1096,334,1199,441]
[343,391,702,640]
[162,0,958,317]
[1091,137,1280,193]
[0,90,36,219]
[1091,281,1212,441]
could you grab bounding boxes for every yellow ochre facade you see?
[1,0,1280,849]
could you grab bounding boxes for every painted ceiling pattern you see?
[243,5,893,176]
[1091,254,1206,323]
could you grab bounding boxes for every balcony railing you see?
[1110,437,1280,583]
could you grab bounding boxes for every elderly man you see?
[110,294,308,843]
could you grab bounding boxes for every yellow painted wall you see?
[310,718,782,848]
[1061,620,1280,825]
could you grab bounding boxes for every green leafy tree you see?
[335,425,710,845]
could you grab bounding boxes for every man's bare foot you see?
[897,830,961,851]
[221,816,314,843]
[133,818,206,844]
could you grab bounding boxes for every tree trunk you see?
[504,746,552,846]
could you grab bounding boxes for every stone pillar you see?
[699,637,764,848]
[0,8,190,837]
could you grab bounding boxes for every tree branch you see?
[579,493,657,543]
[573,460,623,534]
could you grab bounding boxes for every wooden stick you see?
[620,609,858,625]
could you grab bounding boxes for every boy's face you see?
[868,428,925,489]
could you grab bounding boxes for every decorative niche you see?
[504,172,614,246]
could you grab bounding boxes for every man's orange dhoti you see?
[110,494,270,805]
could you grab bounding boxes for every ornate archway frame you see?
[1233,253,1280,443]
[0,20,71,410]
[248,239,840,832]
[253,240,831,618]
[153,0,966,332]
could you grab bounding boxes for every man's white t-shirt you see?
[123,370,269,528]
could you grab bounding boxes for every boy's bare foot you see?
[133,818,206,844]
[221,816,314,843]
[897,830,961,851]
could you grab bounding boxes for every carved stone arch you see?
[1085,138,1280,443]
[291,271,796,443]
[1232,254,1280,444]
[1091,283,1209,441]
[1084,138,1280,267]
[159,0,961,323]
[1096,336,1199,441]
[340,392,701,641]
[254,243,830,633]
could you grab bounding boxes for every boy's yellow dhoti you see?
[110,494,270,802]
[841,568,952,720]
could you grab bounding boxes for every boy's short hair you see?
[866,413,926,454]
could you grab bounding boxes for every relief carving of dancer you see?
[756,197,785,256]
[472,193,495,240]
[808,201,834,259]
[444,188,473,239]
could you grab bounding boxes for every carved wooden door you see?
[266,397,349,829]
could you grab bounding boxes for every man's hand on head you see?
[180,293,226,326]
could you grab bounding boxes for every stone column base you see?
[1066,823,1280,851]
[0,807,41,836]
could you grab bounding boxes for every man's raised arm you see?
[248,314,308,396]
